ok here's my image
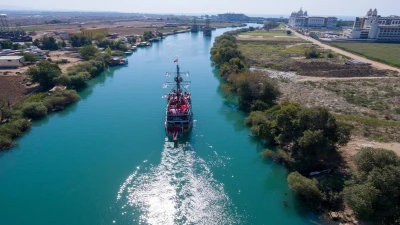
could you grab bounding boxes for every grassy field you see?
[245,31,289,37]
[332,42,400,68]
[278,23,286,29]
[238,41,308,59]
[21,27,40,32]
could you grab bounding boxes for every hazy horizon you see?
[0,0,398,17]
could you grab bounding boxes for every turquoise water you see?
[0,26,319,225]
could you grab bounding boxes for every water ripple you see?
[117,140,241,225]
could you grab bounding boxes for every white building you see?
[0,56,25,68]
[352,9,400,42]
[288,8,337,28]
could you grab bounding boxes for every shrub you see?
[22,102,48,119]
[0,136,13,150]
[27,61,62,89]
[79,45,99,60]
[288,172,322,207]
[8,119,31,132]
[69,75,86,88]
[262,149,291,163]
[343,183,379,220]
[53,75,71,86]
[304,48,320,59]
[353,147,400,173]
[42,90,80,111]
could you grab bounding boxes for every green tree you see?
[69,35,91,47]
[41,36,59,50]
[93,33,105,42]
[354,147,400,174]
[344,148,400,223]
[264,21,279,31]
[33,39,40,47]
[104,46,112,58]
[142,31,155,41]
[286,30,292,35]
[12,43,20,50]
[288,172,322,205]
[22,102,48,119]
[0,41,13,49]
[21,52,38,64]
[53,75,71,86]
[343,183,379,220]
[79,45,99,60]
[27,61,62,89]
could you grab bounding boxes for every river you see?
[0,25,320,225]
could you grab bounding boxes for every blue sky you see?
[1,0,398,17]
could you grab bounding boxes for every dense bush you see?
[79,45,99,60]
[69,35,91,47]
[304,48,321,59]
[0,136,13,150]
[22,102,48,119]
[288,172,322,205]
[0,118,31,150]
[344,147,400,223]
[53,75,71,86]
[246,102,352,169]
[43,90,80,111]
[27,61,62,89]
[69,74,86,88]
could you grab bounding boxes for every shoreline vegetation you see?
[0,23,247,151]
[0,46,109,150]
[211,26,400,224]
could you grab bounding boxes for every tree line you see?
[210,28,400,224]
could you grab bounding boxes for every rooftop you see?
[0,56,24,60]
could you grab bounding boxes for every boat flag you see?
[174,59,178,63]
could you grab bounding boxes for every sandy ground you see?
[0,75,31,107]
[47,50,83,72]
[291,30,400,73]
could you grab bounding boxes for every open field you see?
[237,39,391,77]
[238,38,400,144]
[331,42,400,68]
[245,31,289,37]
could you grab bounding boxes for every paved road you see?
[292,31,400,73]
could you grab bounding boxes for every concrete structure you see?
[0,56,24,68]
[288,8,337,28]
[352,8,400,42]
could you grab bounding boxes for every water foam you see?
[117,140,241,224]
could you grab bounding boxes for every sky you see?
[1,0,399,17]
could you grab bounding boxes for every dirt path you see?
[291,30,400,73]
[293,75,396,82]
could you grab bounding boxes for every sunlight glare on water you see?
[117,139,242,225]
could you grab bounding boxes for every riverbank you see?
[211,27,400,224]
[0,25,320,225]
[0,50,110,150]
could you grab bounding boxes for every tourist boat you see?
[119,58,128,65]
[164,62,193,141]
[107,57,128,66]
[125,50,133,55]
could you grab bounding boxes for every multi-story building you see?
[288,8,337,28]
[352,9,400,42]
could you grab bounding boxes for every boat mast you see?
[176,64,181,98]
